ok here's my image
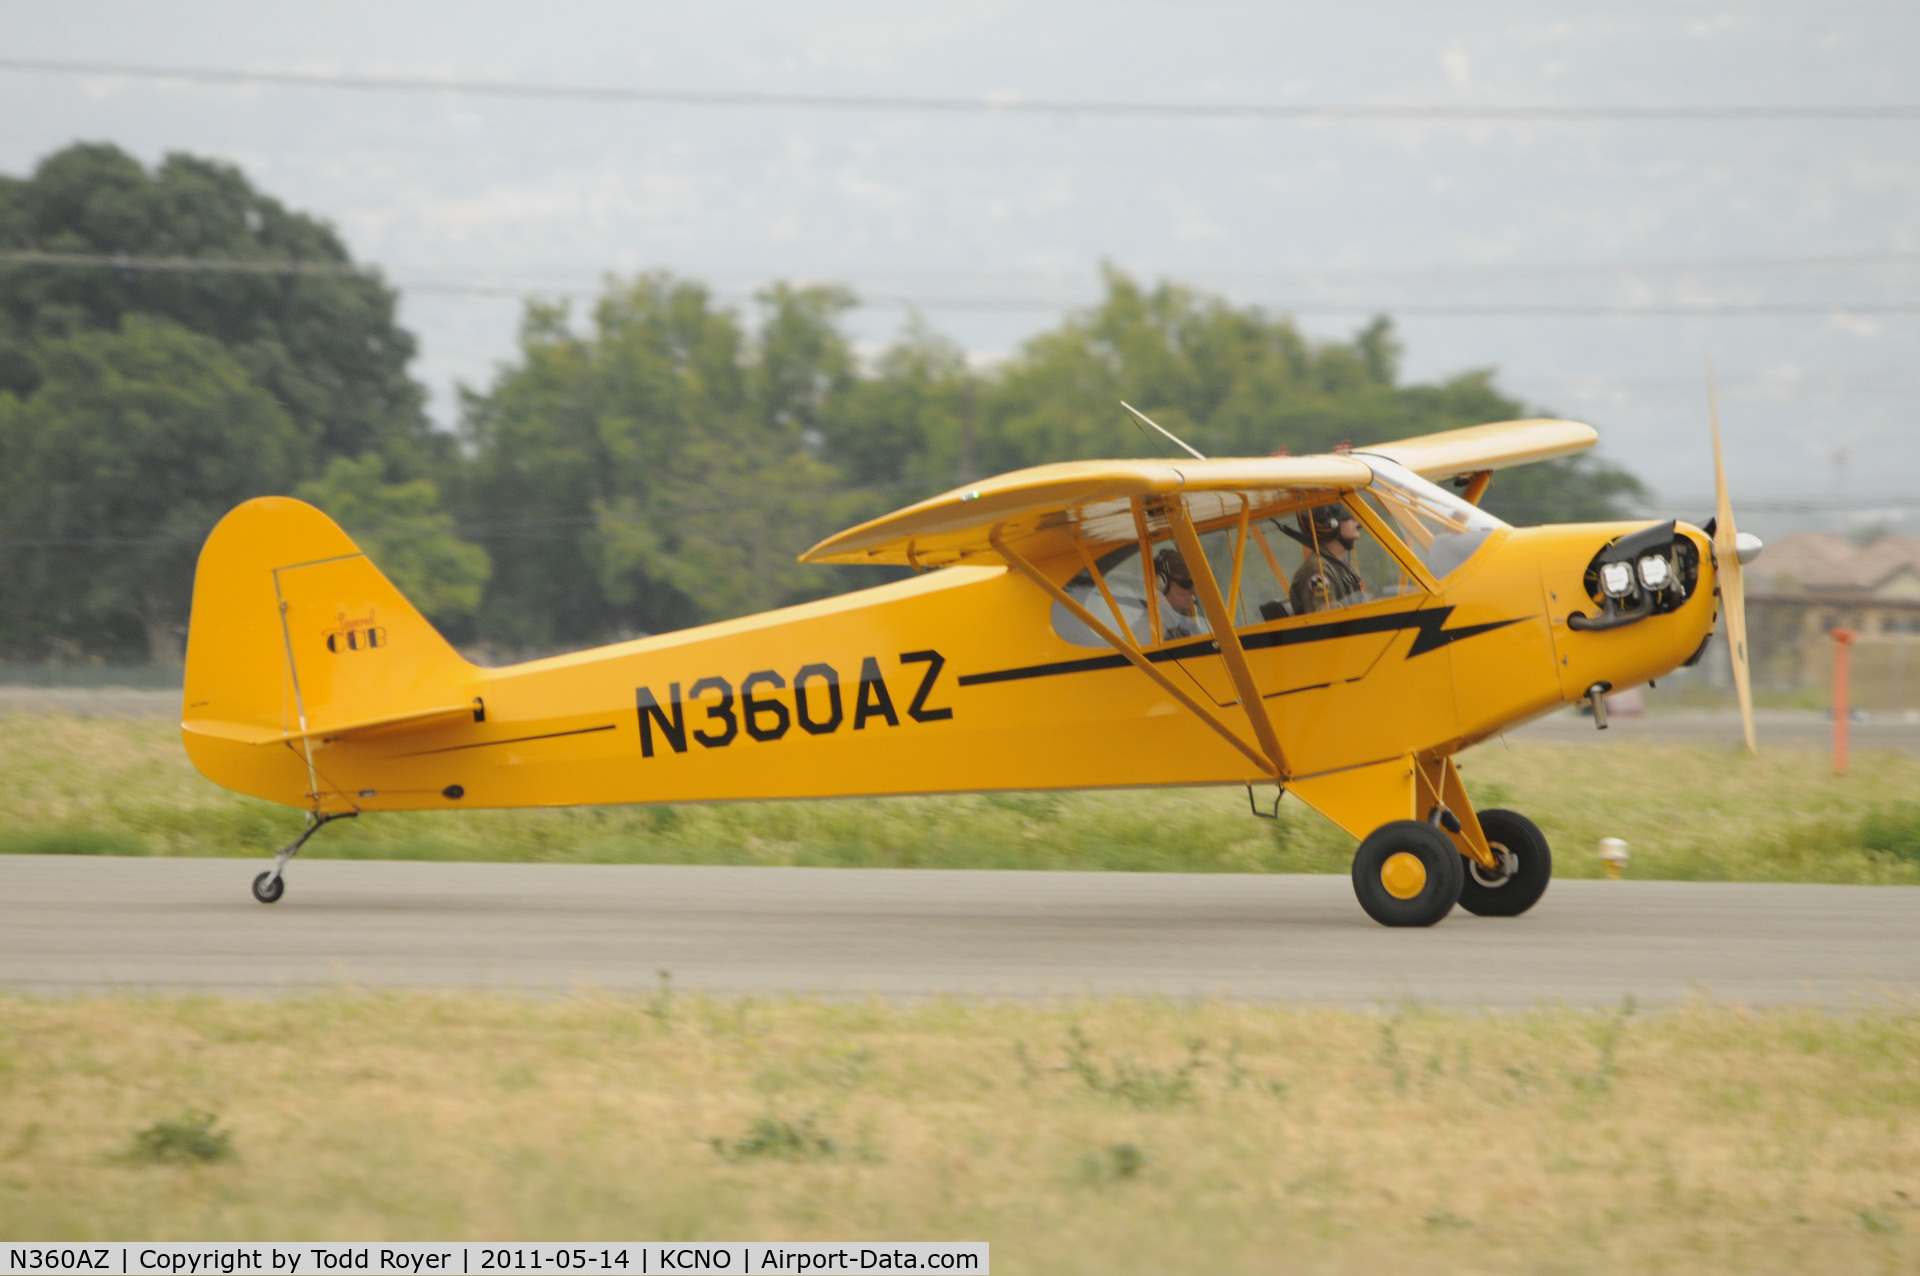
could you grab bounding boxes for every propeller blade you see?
[1707,360,1757,754]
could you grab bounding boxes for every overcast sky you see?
[4,0,1916,532]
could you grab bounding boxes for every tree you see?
[977,269,1466,465]
[0,143,438,472]
[820,316,973,489]
[457,276,863,650]
[295,455,491,630]
[0,316,307,664]
[961,268,1641,523]
[0,143,455,664]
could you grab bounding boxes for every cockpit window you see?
[1353,455,1507,580]
[1049,494,1436,649]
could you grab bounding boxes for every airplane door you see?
[1172,596,1424,708]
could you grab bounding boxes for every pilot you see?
[1154,548,1208,639]
[1289,504,1368,614]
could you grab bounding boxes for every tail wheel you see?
[1351,820,1464,927]
[1456,808,1552,918]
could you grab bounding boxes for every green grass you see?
[3,711,1919,883]
[5,992,1920,1273]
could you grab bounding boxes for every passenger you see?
[1290,505,1368,614]
[1153,548,1208,639]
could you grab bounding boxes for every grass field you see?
[3,993,1918,1273]
[2,712,1918,882]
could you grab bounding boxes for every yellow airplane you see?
[182,411,1761,926]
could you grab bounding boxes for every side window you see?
[1052,537,1226,648]
[1053,544,1157,647]
[1048,499,1432,649]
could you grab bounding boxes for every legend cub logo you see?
[325,608,388,654]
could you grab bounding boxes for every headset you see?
[1153,548,1192,594]
[1275,502,1356,550]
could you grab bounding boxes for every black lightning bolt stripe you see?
[956,607,1525,688]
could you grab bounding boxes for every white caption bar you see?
[0,1245,988,1276]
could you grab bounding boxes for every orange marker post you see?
[1832,628,1858,775]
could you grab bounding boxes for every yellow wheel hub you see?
[1380,851,1428,900]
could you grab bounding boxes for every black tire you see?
[251,871,285,905]
[1456,809,1552,918]
[1351,820,1464,927]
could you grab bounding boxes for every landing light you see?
[1636,554,1672,592]
[1599,561,1635,597]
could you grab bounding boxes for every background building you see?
[1749,533,1920,712]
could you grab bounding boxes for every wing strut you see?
[1166,501,1290,778]
[989,527,1281,779]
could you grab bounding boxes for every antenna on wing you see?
[1120,401,1206,461]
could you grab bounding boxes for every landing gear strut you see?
[250,812,354,904]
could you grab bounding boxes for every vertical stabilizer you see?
[182,497,476,807]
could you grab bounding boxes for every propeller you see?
[1707,360,1758,754]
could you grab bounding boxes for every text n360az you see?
[635,650,952,758]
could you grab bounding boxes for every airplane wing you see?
[800,455,1373,567]
[1359,418,1597,480]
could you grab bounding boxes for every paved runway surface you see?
[1513,706,1920,753]
[4,856,1916,1007]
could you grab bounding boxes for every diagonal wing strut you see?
[989,522,1286,780]
[1165,500,1290,778]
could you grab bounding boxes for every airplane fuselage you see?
[185,520,1719,839]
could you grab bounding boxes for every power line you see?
[1647,497,1920,513]
[0,494,924,550]
[336,250,1920,289]
[14,249,1918,282]
[0,250,371,278]
[417,286,1920,317]
[4,57,1919,123]
[5,251,1914,316]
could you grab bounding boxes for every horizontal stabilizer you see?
[183,702,474,748]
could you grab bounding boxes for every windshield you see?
[1352,454,1507,580]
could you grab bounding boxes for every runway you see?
[3,856,1916,1007]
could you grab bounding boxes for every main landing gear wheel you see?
[1351,820,1464,927]
[1456,808,1552,918]
[251,871,285,904]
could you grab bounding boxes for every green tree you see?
[458,276,865,650]
[959,268,1640,524]
[295,455,491,628]
[0,316,307,664]
[0,143,437,471]
[820,316,974,489]
[754,280,857,443]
